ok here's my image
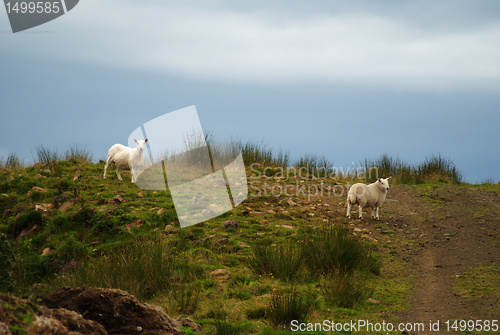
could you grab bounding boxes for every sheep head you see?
[134,138,148,152]
[378,177,391,191]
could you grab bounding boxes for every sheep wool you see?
[103,139,148,183]
[346,177,391,220]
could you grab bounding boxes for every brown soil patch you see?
[382,185,499,333]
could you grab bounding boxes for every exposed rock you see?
[54,308,108,333]
[174,317,202,333]
[366,297,380,304]
[0,292,108,335]
[250,211,263,215]
[201,234,217,243]
[210,268,230,282]
[223,220,239,229]
[42,286,184,335]
[28,309,108,335]
[97,205,108,213]
[362,234,378,243]
[238,241,250,248]
[58,201,73,212]
[131,219,145,227]
[35,203,54,212]
[41,247,52,256]
[18,224,39,240]
[276,224,294,229]
[109,195,124,205]
[32,186,48,193]
[354,228,369,233]
[164,224,178,233]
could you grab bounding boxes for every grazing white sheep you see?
[103,139,148,183]
[346,177,391,220]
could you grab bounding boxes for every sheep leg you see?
[104,156,113,179]
[371,207,376,219]
[130,167,136,183]
[346,202,352,218]
[116,167,123,181]
[375,207,380,220]
[358,205,363,220]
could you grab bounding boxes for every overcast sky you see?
[1,0,499,183]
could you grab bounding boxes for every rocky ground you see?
[367,184,499,333]
[0,286,201,335]
[1,174,498,334]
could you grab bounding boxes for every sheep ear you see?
[387,176,392,180]
[145,138,148,143]
[134,138,138,143]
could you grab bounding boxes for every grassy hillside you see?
[0,146,496,334]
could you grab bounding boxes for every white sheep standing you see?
[103,139,148,183]
[346,177,391,220]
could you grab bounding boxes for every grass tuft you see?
[294,154,333,178]
[1,153,24,169]
[364,153,462,184]
[267,288,314,329]
[301,224,380,276]
[168,282,201,315]
[64,145,93,163]
[35,146,59,166]
[321,271,373,308]
[234,140,290,168]
[52,238,178,300]
[247,240,303,281]
[0,232,16,292]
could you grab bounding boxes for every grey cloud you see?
[2,0,500,91]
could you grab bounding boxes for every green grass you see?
[300,224,381,277]
[453,265,500,312]
[479,177,498,185]
[0,232,16,292]
[168,282,202,315]
[267,287,315,330]
[235,140,291,169]
[51,237,206,301]
[364,153,463,184]
[247,240,303,282]
[0,143,487,334]
[294,154,333,179]
[321,271,373,308]
[0,153,24,169]
[237,141,463,184]
[64,145,93,163]
[35,145,93,166]
[35,146,60,167]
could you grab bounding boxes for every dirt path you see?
[383,185,499,333]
